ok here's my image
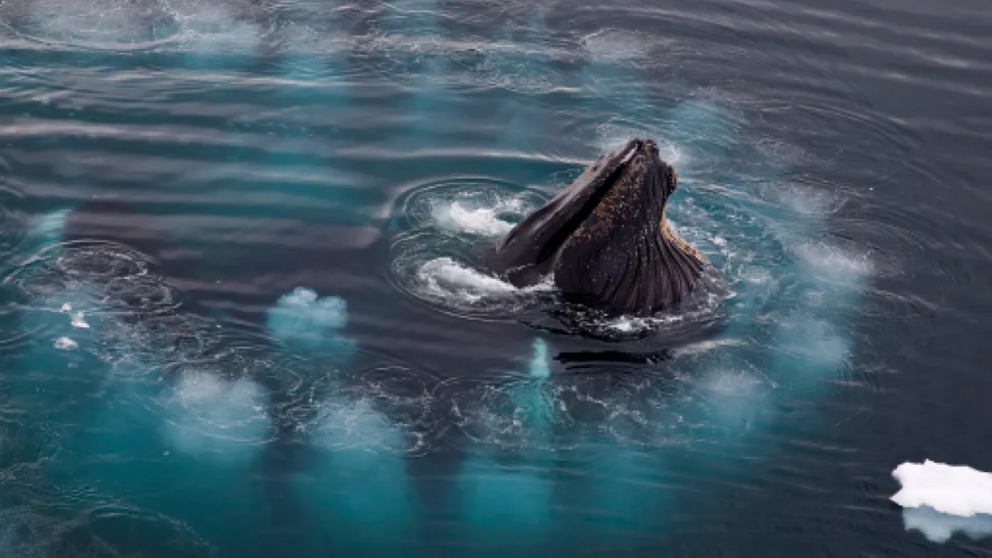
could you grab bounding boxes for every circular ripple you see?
[388,178,554,321]
[0,240,195,364]
[398,178,546,237]
[4,0,183,51]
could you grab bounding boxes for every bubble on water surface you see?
[161,370,272,464]
[2,0,180,48]
[391,251,553,320]
[389,179,554,319]
[431,199,522,237]
[53,336,78,350]
[401,179,545,237]
[581,29,654,63]
[267,287,348,338]
[265,287,357,364]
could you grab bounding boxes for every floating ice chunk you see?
[70,312,90,329]
[266,287,349,348]
[60,303,72,313]
[892,460,992,517]
[54,337,78,350]
[902,505,992,543]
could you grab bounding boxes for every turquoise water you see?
[2,0,991,556]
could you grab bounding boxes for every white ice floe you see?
[53,337,78,351]
[892,460,992,517]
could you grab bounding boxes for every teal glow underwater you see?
[2,0,991,557]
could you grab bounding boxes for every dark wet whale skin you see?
[490,138,713,317]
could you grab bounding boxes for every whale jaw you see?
[491,138,710,317]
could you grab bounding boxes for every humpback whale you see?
[490,138,718,317]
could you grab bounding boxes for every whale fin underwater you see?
[489,138,720,317]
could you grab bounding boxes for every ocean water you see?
[1,0,991,556]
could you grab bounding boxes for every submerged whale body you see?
[490,138,718,317]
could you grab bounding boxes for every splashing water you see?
[431,198,523,237]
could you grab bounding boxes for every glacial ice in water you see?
[892,460,992,543]
[892,460,992,517]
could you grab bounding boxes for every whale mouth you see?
[490,137,709,317]
[491,138,679,286]
[533,139,646,262]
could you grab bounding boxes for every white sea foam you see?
[431,199,521,237]
[581,29,650,62]
[416,257,523,303]
[70,311,90,329]
[266,287,349,348]
[601,291,726,335]
[18,0,168,46]
[892,460,992,517]
[795,242,873,284]
[309,397,405,452]
[162,371,271,464]
[53,337,78,350]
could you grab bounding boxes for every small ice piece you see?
[60,303,72,313]
[54,337,78,350]
[902,505,992,544]
[70,312,90,329]
[891,460,992,517]
[266,287,349,348]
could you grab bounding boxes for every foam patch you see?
[266,287,353,352]
[431,199,522,237]
[417,257,520,303]
[161,371,271,465]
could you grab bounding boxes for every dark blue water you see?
[1,0,991,556]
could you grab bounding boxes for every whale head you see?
[491,138,711,316]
